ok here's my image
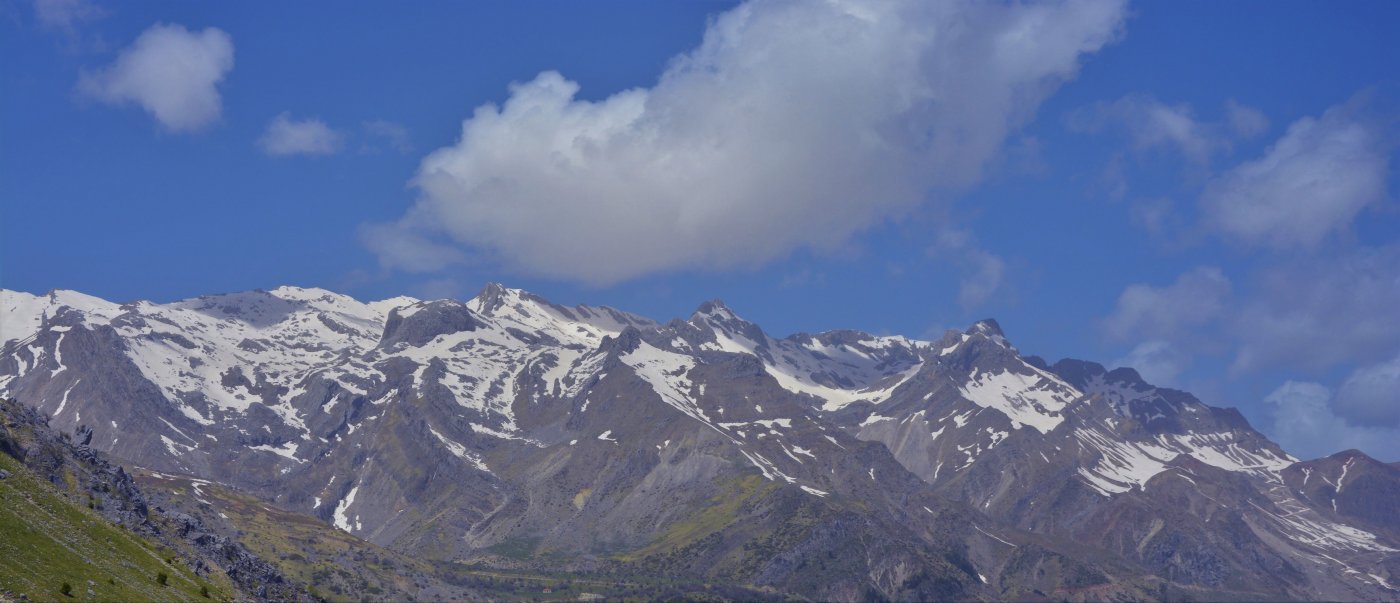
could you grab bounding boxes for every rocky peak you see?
[472,281,509,308]
[378,300,480,349]
[691,299,737,321]
[469,282,563,318]
[967,318,1004,338]
[599,326,645,356]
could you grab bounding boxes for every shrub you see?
[201,585,210,598]
[157,572,168,586]
[60,582,72,596]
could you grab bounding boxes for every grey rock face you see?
[379,300,479,349]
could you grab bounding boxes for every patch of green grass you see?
[621,474,778,560]
[0,454,226,602]
[484,536,543,560]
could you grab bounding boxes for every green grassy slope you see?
[0,453,229,602]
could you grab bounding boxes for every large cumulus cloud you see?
[364,0,1126,285]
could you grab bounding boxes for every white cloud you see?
[1233,245,1400,373]
[362,120,413,154]
[1105,248,1400,378]
[1102,266,1231,342]
[1067,95,1221,163]
[1335,355,1400,428]
[1113,340,1189,386]
[1224,99,1269,139]
[414,277,466,301]
[930,228,1007,310]
[1200,101,1388,249]
[1264,380,1400,462]
[78,23,234,133]
[1128,196,1182,239]
[360,220,465,273]
[33,0,102,33]
[366,0,1126,284]
[259,113,344,156]
[957,250,1006,309]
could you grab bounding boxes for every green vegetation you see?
[625,473,778,560]
[0,454,225,602]
[483,536,543,560]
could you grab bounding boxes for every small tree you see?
[157,572,168,586]
[60,582,73,597]
[200,585,210,598]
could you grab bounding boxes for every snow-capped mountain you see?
[2,284,1396,600]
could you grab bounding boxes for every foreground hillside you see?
[2,284,1397,601]
[0,399,242,601]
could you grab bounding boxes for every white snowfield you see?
[957,366,1073,433]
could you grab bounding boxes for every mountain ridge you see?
[2,283,1396,601]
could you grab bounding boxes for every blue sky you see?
[3,0,1398,460]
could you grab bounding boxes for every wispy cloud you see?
[78,23,234,133]
[1233,245,1400,373]
[1335,354,1400,428]
[1264,381,1400,461]
[1200,99,1388,249]
[1068,95,1227,164]
[930,229,1008,310]
[1112,340,1190,387]
[259,113,343,156]
[364,0,1127,283]
[362,120,413,154]
[1102,266,1231,343]
[33,0,103,34]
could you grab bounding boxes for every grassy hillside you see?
[0,453,229,602]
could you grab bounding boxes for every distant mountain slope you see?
[2,284,1396,601]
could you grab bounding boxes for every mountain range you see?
[1,283,1397,601]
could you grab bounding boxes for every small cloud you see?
[1102,267,1231,342]
[1264,380,1400,461]
[362,120,412,154]
[1333,354,1400,428]
[1112,340,1189,386]
[33,0,102,33]
[78,23,234,133]
[957,250,1005,310]
[1224,99,1269,139]
[779,269,825,289]
[259,112,343,156]
[1066,95,1221,164]
[1128,196,1178,237]
[1095,153,1130,200]
[359,219,466,273]
[1003,135,1047,176]
[414,277,465,301]
[929,229,1007,310]
[1200,98,1388,249]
